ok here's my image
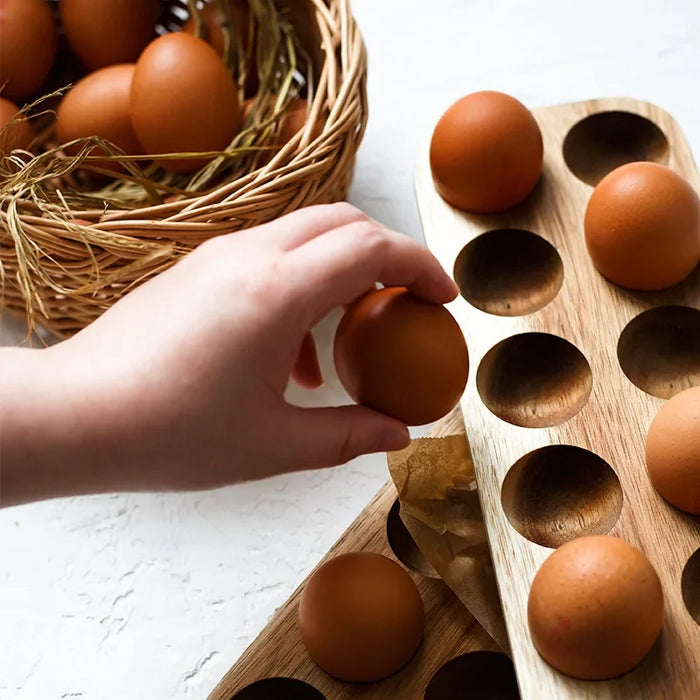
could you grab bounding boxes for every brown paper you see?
[387,409,509,651]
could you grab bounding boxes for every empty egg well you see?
[682,548,700,626]
[618,305,700,399]
[563,111,669,186]
[424,651,520,700]
[453,229,564,316]
[386,499,439,578]
[230,678,326,699]
[476,333,592,428]
[501,445,623,548]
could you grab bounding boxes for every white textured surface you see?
[2,1,700,697]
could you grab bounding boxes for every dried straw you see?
[0,0,368,338]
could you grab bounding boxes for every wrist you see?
[0,343,122,506]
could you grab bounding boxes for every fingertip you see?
[437,276,460,303]
[376,424,411,452]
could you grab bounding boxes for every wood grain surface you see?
[415,97,700,699]
[208,452,500,699]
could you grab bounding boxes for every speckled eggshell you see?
[130,32,241,173]
[528,535,664,680]
[429,91,543,213]
[584,162,700,290]
[298,552,424,682]
[646,386,700,515]
[334,286,469,426]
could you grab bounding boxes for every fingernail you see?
[378,427,411,453]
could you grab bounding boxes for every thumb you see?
[281,405,411,470]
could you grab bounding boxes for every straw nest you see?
[0,0,368,338]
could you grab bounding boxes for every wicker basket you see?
[0,0,368,338]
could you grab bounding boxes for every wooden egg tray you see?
[414,97,700,699]
[208,414,508,700]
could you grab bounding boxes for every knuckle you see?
[328,201,366,221]
[355,220,386,246]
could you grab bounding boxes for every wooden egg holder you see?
[209,98,699,699]
[414,97,700,699]
[209,412,504,699]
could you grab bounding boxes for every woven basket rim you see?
[0,0,368,337]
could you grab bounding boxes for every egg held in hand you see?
[55,64,142,173]
[334,287,469,426]
[0,0,57,102]
[430,91,543,213]
[528,535,664,680]
[584,162,700,290]
[646,386,700,515]
[299,552,424,682]
[130,32,241,173]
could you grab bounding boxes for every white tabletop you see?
[2,1,699,697]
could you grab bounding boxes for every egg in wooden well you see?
[646,386,700,515]
[56,64,142,172]
[0,98,34,154]
[59,0,160,70]
[298,552,424,682]
[528,535,664,680]
[334,287,469,426]
[584,162,700,290]
[130,32,241,173]
[429,91,543,213]
[0,0,57,102]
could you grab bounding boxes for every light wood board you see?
[414,97,700,699]
[209,413,500,699]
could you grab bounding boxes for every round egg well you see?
[617,305,700,399]
[424,651,520,699]
[231,678,326,698]
[563,110,669,186]
[682,548,700,626]
[476,333,592,428]
[386,499,439,578]
[500,445,623,548]
[453,229,564,316]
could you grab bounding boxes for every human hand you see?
[2,203,457,503]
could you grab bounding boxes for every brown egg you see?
[430,91,543,213]
[299,552,424,682]
[241,97,256,123]
[0,98,34,154]
[131,33,241,173]
[59,0,159,70]
[183,0,258,95]
[56,64,142,172]
[334,287,469,426]
[584,162,700,290]
[278,98,311,144]
[646,386,700,515]
[0,0,57,102]
[528,535,663,680]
